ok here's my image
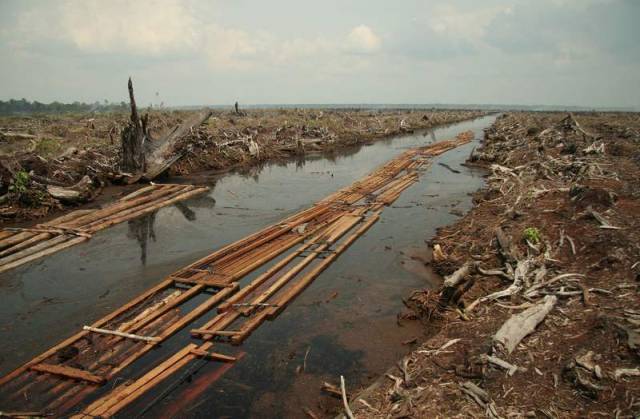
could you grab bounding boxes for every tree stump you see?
[121,78,148,174]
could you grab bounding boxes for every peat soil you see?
[351,112,640,418]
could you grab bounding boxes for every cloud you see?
[346,25,381,53]
[203,24,382,72]
[15,0,199,56]
[0,0,637,107]
[484,0,639,63]
[388,3,506,61]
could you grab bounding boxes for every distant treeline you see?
[0,99,129,116]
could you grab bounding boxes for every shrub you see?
[523,227,541,244]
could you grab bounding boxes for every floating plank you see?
[189,349,237,362]
[0,184,209,274]
[82,326,161,343]
[29,364,105,385]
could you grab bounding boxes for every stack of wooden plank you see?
[0,184,209,274]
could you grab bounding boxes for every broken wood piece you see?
[440,261,475,305]
[493,295,557,354]
[460,380,489,405]
[495,227,519,263]
[340,375,355,419]
[0,411,53,418]
[586,206,621,229]
[432,244,447,262]
[190,329,239,337]
[614,367,640,380]
[82,326,160,343]
[46,175,94,203]
[302,407,320,419]
[481,354,525,376]
[189,349,236,362]
[575,351,603,379]
[143,109,213,180]
[321,381,342,398]
[30,363,105,385]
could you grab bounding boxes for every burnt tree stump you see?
[121,77,148,174]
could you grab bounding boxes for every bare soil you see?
[348,112,640,419]
[0,108,484,223]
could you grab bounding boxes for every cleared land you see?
[0,109,483,222]
[349,112,640,419]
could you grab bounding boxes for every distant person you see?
[235,101,239,114]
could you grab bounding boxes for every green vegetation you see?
[7,170,47,206]
[9,170,30,194]
[523,227,541,244]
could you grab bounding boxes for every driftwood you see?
[493,295,557,354]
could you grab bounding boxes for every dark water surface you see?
[0,115,496,417]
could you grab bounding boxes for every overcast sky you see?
[0,0,638,108]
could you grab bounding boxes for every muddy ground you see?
[0,108,483,223]
[347,112,640,419]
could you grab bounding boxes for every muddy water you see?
[0,115,496,417]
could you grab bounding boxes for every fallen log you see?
[493,295,557,354]
[46,175,94,203]
[439,261,475,305]
[143,109,212,180]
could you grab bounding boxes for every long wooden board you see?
[0,184,209,274]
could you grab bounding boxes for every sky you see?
[0,0,638,108]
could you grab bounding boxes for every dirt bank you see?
[0,108,484,223]
[349,112,640,418]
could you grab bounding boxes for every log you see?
[47,175,94,203]
[493,295,557,354]
[439,261,474,305]
[443,261,474,288]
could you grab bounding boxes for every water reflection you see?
[127,212,157,265]
[174,202,196,221]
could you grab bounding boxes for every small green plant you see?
[523,227,541,244]
[9,170,30,194]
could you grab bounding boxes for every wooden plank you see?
[189,349,237,362]
[82,326,160,343]
[30,364,105,385]
[0,279,172,386]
